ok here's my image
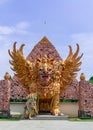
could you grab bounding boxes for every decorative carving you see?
[4,72,11,80]
[80,73,86,80]
[39,36,51,44]
[24,92,38,119]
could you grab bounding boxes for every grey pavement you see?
[0,120,93,130]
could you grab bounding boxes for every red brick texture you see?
[0,80,11,117]
[0,80,10,111]
[61,79,79,99]
[10,76,29,99]
[26,36,62,62]
[79,80,93,117]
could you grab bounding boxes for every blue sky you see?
[0,0,93,80]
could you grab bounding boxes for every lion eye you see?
[48,68,52,71]
[39,68,43,72]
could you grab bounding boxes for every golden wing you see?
[59,44,83,92]
[8,42,35,90]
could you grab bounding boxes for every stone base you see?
[0,110,10,118]
[27,112,68,120]
[78,110,91,119]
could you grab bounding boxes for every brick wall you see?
[10,77,29,99]
[0,80,10,117]
[61,79,79,99]
[78,80,93,118]
[1,77,93,118]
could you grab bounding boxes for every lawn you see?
[68,117,93,122]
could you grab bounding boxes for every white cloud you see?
[16,22,30,29]
[0,26,13,34]
[13,22,30,35]
[0,21,31,79]
[0,21,30,35]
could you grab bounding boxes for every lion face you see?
[36,56,54,85]
[38,63,53,84]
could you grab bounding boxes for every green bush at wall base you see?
[10,98,78,103]
[60,99,79,103]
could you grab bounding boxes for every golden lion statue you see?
[8,42,83,117]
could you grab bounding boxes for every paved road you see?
[0,120,93,130]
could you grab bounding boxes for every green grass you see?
[10,98,27,102]
[89,76,93,84]
[0,117,20,121]
[10,99,79,103]
[68,117,93,122]
[0,114,22,121]
[60,99,78,103]
[1,116,93,121]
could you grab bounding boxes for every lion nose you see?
[43,63,47,73]
[43,69,47,74]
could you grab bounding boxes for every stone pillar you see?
[78,80,93,118]
[0,80,11,117]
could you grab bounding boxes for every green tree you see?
[89,76,93,84]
